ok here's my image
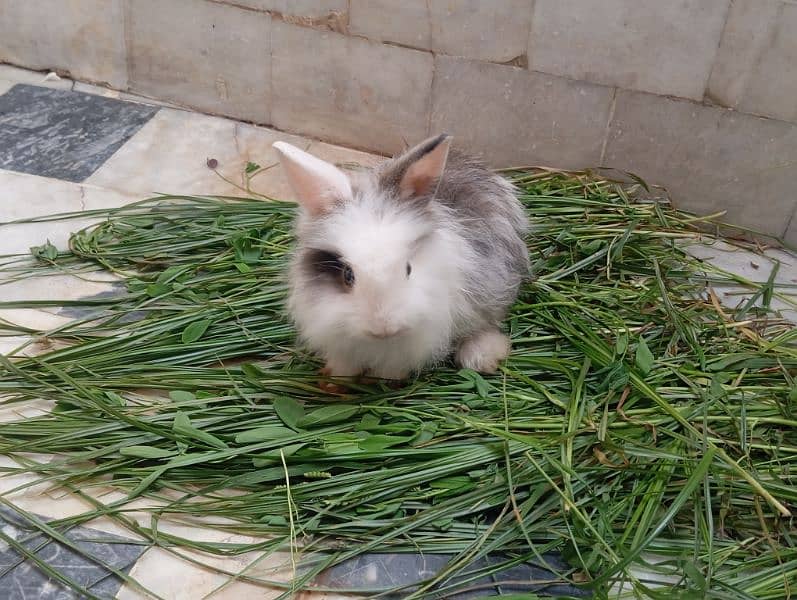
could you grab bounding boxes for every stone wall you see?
[1,0,795,243]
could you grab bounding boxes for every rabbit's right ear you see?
[273,142,352,215]
[380,134,452,200]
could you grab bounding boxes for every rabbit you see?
[273,134,529,383]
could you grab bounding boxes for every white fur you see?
[289,188,479,379]
[272,142,352,215]
[456,329,511,373]
[276,137,528,380]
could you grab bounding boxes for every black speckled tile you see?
[314,552,590,598]
[0,507,146,599]
[0,84,158,182]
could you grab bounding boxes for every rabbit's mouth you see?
[365,325,409,339]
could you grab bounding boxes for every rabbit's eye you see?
[342,264,355,287]
[406,263,412,277]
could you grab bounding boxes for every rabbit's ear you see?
[273,142,352,215]
[382,134,452,199]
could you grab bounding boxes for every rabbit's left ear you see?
[273,142,353,216]
[382,134,452,199]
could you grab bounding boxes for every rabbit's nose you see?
[367,323,406,339]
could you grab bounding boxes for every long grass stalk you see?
[0,170,794,598]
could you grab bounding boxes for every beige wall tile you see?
[127,0,271,123]
[0,0,127,87]
[604,90,797,238]
[271,22,432,155]
[529,0,730,100]
[431,56,614,169]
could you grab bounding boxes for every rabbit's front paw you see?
[318,361,361,394]
[456,329,510,374]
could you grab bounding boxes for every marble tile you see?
[0,84,159,182]
[115,522,286,600]
[0,506,145,600]
[310,552,587,598]
[87,108,383,201]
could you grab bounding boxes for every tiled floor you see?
[0,65,386,600]
[0,64,795,599]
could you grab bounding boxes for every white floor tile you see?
[73,80,181,109]
[0,273,118,302]
[0,64,73,90]
[686,240,797,322]
[0,170,139,254]
[86,108,383,201]
[0,80,16,95]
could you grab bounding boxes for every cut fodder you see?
[0,170,795,599]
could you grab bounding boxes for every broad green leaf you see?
[172,411,228,449]
[120,446,178,459]
[430,476,471,491]
[615,331,628,355]
[458,368,492,397]
[355,413,381,431]
[103,391,125,406]
[252,443,307,467]
[273,397,305,429]
[297,404,358,428]
[411,423,438,446]
[683,560,707,589]
[323,442,363,455]
[169,390,196,402]
[635,337,654,374]
[164,451,218,467]
[156,265,186,284]
[235,425,297,444]
[173,411,191,431]
[181,319,212,344]
[30,240,58,261]
[240,363,266,379]
[358,434,412,452]
[596,362,629,393]
[146,283,171,298]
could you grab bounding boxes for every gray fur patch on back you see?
[381,147,530,330]
[430,150,530,325]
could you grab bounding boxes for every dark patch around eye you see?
[305,249,343,274]
[303,249,355,289]
[406,263,412,277]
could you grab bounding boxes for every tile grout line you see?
[122,0,134,94]
[781,200,797,241]
[526,0,536,72]
[701,0,735,103]
[425,0,434,139]
[267,12,274,126]
[598,87,618,166]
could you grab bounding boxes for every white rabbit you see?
[273,134,529,383]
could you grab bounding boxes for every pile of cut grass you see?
[0,169,795,599]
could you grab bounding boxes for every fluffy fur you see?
[275,135,530,380]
